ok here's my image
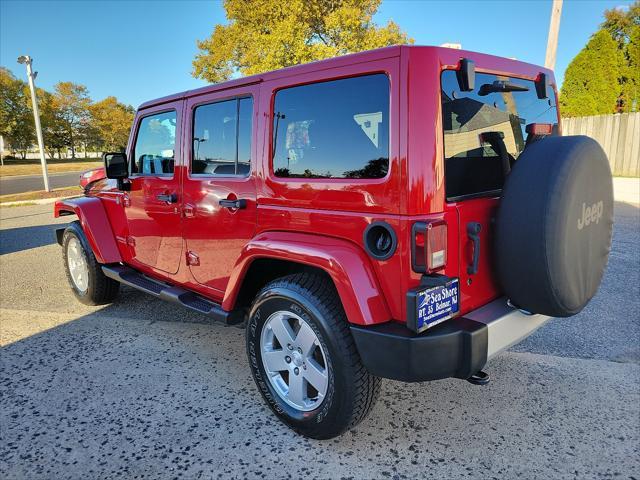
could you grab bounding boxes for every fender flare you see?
[54,197,122,264]
[222,231,391,326]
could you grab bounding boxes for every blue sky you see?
[1,0,634,107]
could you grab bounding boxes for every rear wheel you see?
[246,273,380,439]
[62,221,120,305]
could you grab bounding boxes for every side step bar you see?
[102,264,241,325]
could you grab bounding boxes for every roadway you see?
[0,171,80,195]
[0,183,638,479]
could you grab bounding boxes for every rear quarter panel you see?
[254,53,406,322]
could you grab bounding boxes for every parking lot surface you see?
[1,187,638,479]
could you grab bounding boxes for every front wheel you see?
[246,273,380,439]
[62,221,120,305]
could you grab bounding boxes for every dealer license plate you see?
[416,278,459,331]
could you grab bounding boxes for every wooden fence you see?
[562,112,640,177]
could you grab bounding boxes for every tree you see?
[627,24,640,111]
[0,68,35,158]
[90,97,135,152]
[559,30,624,117]
[1,68,134,160]
[603,1,640,111]
[562,2,640,116]
[52,82,93,158]
[193,0,412,83]
[602,1,640,46]
[39,88,70,159]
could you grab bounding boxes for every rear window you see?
[272,74,389,179]
[441,70,558,201]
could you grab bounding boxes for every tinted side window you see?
[272,74,389,179]
[132,110,176,175]
[192,97,253,176]
[441,70,558,200]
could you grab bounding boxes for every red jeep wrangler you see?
[55,46,613,439]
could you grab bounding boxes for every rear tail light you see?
[411,221,447,273]
[525,122,554,136]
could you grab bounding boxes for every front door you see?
[181,86,258,294]
[125,103,183,274]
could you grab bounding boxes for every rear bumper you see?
[350,297,551,382]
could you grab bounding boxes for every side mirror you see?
[103,152,128,179]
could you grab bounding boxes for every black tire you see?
[495,135,613,317]
[62,221,120,306]
[246,273,380,439]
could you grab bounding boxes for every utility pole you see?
[0,135,4,167]
[17,55,50,192]
[545,0,563,70]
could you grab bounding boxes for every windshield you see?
[441,70,558,201]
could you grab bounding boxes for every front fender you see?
[223,232,391,326]
[54,197,121,264]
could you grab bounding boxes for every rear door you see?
[181,86,258,294]
[125,103,183,274]
[450,197,500,312]
[440,69,558,311]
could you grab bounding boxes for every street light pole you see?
[545,0,563,70]
[17,55,50,192]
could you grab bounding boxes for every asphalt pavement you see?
[0,171,80,195]
[0,187,638,479]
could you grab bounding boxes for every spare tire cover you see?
[495,135,613,317]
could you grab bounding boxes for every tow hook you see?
[467,370,490,386]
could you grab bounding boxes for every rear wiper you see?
[478,81,529,96]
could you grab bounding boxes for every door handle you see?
[467,222,482,275]
[219,198,247,209]
[156,192,177,203]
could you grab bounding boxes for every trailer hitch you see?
[467,370,490,386]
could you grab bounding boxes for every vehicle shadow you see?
[0,223,65,255]
[613,198,640,217]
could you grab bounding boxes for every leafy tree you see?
[0,68,35,158]
[627,24,640,111]
[90,97,135,152]
[52,82,93,158]
[561,2,639,115]
[603,1,640,111]
[559,30,624,117]
[39,88,71,159]
[602,1,640,46]
[193,0,412,83]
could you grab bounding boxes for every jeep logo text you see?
[577,200,604,230]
